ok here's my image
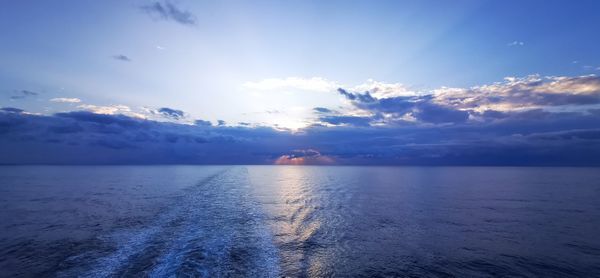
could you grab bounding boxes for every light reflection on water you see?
[1,165,600,277]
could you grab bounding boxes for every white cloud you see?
[243,77,339,92]
[77,104,130,114]
[431,75,600,111]
[243,77,422,99]
[50,97,81,103]
[508,41,524,46]
[76,104,145,118]
[351,79,418,98]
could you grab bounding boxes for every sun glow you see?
[274,149,335,165]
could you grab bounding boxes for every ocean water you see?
[0,166,599,277]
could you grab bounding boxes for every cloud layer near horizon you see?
[1,108,599,165]
[2,74,600,165]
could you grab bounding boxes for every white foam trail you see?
[62,167,281,277]
[148,167,281,277]
[58,171,226,277]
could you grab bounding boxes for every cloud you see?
[313,107,334,113]
[141,1,196,26]
[331,75,600,126]
[10,90,38,100]
[50,98,81,103]
[351,80,418,98]
[243,78,420,101]
[195,119,212,126]
[1,107,600,165]
[156,107,184,120]
[275,149,334,165]
[112,54,131,62]
[336,88,469,124]
[243,77,338,92]
[508,41,524,46]
[318,115,372,127]
[21,90,37,96]
[412,102,469,124]
[1,107,24,113]
[432,75,600,111]
[77,104,138,116]
[3,74,600,165]
[337,88,377,103]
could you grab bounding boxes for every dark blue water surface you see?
[1,166,599,277]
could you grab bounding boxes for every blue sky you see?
[1,0,600,165]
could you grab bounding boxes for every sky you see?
[1,0,600,165]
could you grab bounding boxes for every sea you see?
[0,166,599,277]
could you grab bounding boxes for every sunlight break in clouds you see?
[274,149,335,165]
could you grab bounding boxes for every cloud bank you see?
[316,75,600,127]
[2,74,600,165]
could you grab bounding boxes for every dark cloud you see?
[1,107,24,113]
[313,107,333,113]
[413,102,469,124]
[337,88,356,100]
[94,139,135,150]
[195,119,212,126]
[338,88,376,103]
[1,108,600,165]
[112,54,131,62]
[21,90,37,96]
[4,74,600,165]
[48,124,84,134]
[10,90,38,100]
[56,111,141,127]
[141,1,196,26]
[319,115,372,127]
[334,75,600,127]
[157,107,184,120]
[337,87,467,124]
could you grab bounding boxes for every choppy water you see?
[1,166,600,277]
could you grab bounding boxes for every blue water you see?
[1,166,599,277]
